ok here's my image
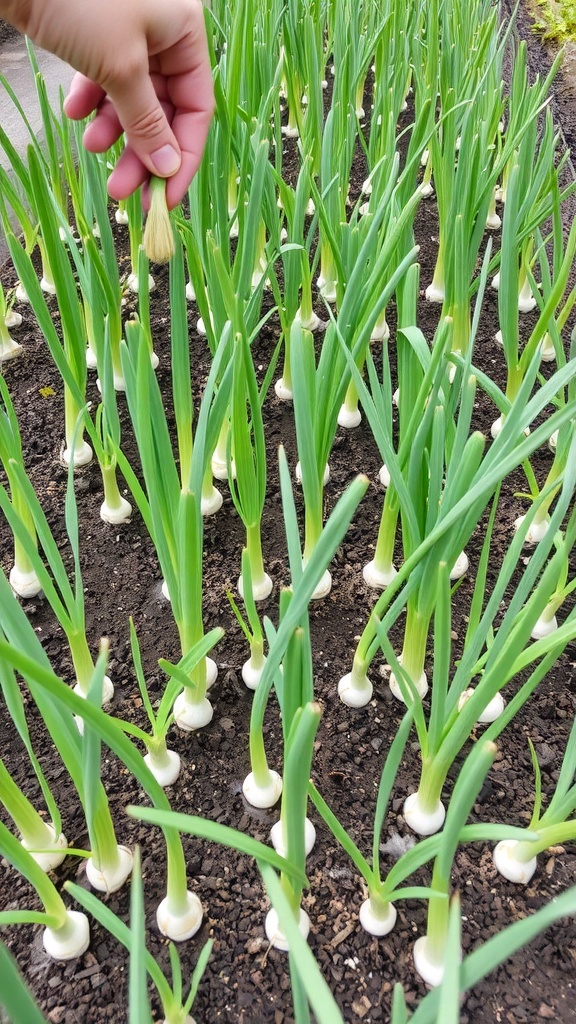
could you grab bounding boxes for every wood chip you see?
[352,995,372,1018]
[330,921,355,947]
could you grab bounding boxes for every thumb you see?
[108,72,182,178]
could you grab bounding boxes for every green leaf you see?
[126,806,307,889]
[258,862,345,1024]
[0,943,49,1023]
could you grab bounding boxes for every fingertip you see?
[64,75,106,120]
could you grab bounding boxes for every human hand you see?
[4,0,214,208]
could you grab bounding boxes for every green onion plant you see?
[66,847,213,1024]
[493,712,576,885]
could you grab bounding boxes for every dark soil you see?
[0,20,19,47]
[1,8,576,1024]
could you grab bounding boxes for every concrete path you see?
[0,34,73,263]
[1,35,73,167]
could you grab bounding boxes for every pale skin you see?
[0,0,214,207]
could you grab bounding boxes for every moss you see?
[529,0,576,42]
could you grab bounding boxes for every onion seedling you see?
[0,280,21,361]
[407,883,576,1024]
[289,186,420,595]
[0,757,67,872]
[120,319,233,730]
[424,3,505,311]
[0,136,39,256]
[314,99,356,303]
[0,61,64,293]
[271,154,323,401]
[75,642,134,893]
[168,233,221,517]
[61,137,134,502]
[1,607,129,899]
[179,99,280,488]
[339,317,474,706]
[510,324,576,551]
[309,707,432,936]
[227,548,267,690]
[5,147,92,467]
[92,320,133,524]
[0,375,41,598]
[337,321,576,713]
[383,468,576,838]
[530,528,576,639]
[281,0,325,171]
[72,136,140,391]
[413,741,497,987]
[228,329,272,601]
[0,612,204,941]
[0,452,114,705]
[0,436,118,708]
[310,747,533,946]
[361,264,418,591]
[493,713,576,885]
[266,592,316,862]
[494,42,563,208]
[66,849,213,1024]
[491,134,576,442]
[265,702,321,949]
[21,40,68,222]
[124,188,155,294]
[0,655,66,868]
[244,447,368,808]
[113,620,223,787]
[0,820,90,961]
[3,218,132,525]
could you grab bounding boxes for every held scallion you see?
[143,177,175,265]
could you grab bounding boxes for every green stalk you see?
[248,450,368,790]
[419,742,496,977]
[0,760,59,852]
[0,619,195,937]
[369,487,400,580]
[0,821,68,929]
[246,522,268,592]
[228,330,270,599]
[398,599,431,688]
[279,702,321,916]
[0,457,108,701]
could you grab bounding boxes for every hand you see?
[4,0,214,208]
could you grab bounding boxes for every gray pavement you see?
[0,35,73,263]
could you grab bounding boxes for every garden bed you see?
[1,5,576,1024]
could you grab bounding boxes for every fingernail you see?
[151,144,181,176]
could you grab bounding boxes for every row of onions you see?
[1,0,576,1021]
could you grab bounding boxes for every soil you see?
[0,20,19,47]
[1,7,576,1024]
